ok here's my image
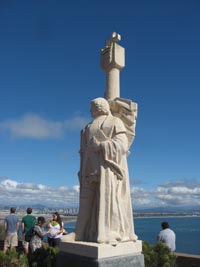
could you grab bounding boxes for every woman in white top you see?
[47,212,64,247]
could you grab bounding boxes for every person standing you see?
[47,212,64,247]
[21,207,36,254]
[3,207,19,253]
[29,216,48,253]
[157,221,176,252]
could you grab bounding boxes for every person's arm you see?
[34,226,44,238]
[157,231,164,243]
[21,221,25,234]
[35,225,50,237]
[46,221,50,228]
[16,221,20,232]
[4,220,7,232]
[59,224,64,235]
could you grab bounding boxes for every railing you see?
[175,252,200,267]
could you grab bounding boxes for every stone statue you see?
[58,33,143,266]
[75,97,138,244]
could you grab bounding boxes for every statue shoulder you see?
[106,115,126,132]
[82,120,92,131]
[109,97,138,147]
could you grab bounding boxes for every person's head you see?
[52,212,62,227]
[90,97,110,118]
[10,207,16,214]
[161,221,169,230]
[37,216,45,226]
[26,207,32,214]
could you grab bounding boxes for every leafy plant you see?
[142,241,177,267]
[0,223,5,240]
[28,246,59,267]
[142,241,158,267]
[0,234,58,267]
[154,242,177,267]
[0,248,28,267]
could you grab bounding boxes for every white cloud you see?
[0,178,79,207]
[131,179,200,209]
[153,179,200,207]
[73,185,80,192]
[0,177,200,209]
[1,179,18,188]
[64,117,89,131]
[0,113,89,139]
[170,186,200,194]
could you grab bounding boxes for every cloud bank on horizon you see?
[0,176,79,208]
[0,176,199,209]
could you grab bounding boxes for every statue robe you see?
[75,114,137,243]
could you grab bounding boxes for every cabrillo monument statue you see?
[58,33,144,267]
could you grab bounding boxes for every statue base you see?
[56,237,144,267]
[56,252,144,267]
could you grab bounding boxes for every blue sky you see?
[0,0,200,209]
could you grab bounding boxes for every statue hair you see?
[91,97,110,115]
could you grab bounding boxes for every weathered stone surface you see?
[56,252,144,267]
[75,97,137,244]
[101,32,125,100]
[60,238,142,259]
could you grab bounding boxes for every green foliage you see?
[0,241,59,267]
[0,223,5,240]
[154,242,177,267]
[0,248,28,267]
[142,241,177,267]
[142,241,158,267]
[28,246,59,267]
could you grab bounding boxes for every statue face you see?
[90,102,99,118]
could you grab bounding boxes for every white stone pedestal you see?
[60,238,142,259]
[56,238,145,267]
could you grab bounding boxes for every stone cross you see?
[101,32,125,100]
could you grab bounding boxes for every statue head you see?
[90,97,111,118]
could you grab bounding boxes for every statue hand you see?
[90,136,101,152]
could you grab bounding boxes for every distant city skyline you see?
[0,0,200,209]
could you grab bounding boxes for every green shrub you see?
[0,223,5,240]
[142,241,158,267]
[154,242,177,267]
[28,246,59,267]
[142,241,177,267]
[0,242,59,267]
[0,248,28,267]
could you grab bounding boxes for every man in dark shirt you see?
[3,207,19,253]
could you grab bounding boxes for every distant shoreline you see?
[0,213,77,223]
[134,214,200,219]
[0,213,199,224]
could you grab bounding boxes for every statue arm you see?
[100,131,128,180]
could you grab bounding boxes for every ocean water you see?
[64,216,200,255]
